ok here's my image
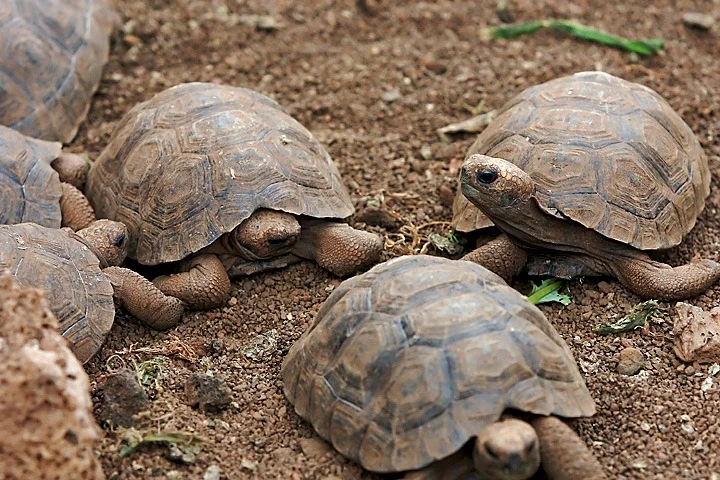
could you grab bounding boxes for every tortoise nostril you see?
[268,237,289,245]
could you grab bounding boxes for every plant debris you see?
[491,20,665,55]
[596,300,660,335]
[526,278,572,306]
[438,110,496,140]
[237,14,284,31]
[119,428,204,460]
[132,357,165,395]
[427,231,466,255]
[242,329,279,362]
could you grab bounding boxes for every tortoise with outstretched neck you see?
[0,221,184,363]
[282,255,606,480]
[86,82,383,311]
[0,125,95,231]
[0,0,117,142]
[455,71,718,300]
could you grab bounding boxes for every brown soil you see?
[75,0,719,479]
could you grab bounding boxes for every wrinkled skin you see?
[459,154,720,301]
[152,209,384,310]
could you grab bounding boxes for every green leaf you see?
[527,278,572,306]
[491,20,547,39]
[596,300,660,335]
[489,19,664,56]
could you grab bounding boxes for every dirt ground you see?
[72,0,720,478]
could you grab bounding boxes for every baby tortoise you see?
[0,124,94,231]
[282,255,605,480]
[454,71,717,300]
[86,82,383,311]
[0,0,117,142]
[0,221,183,363]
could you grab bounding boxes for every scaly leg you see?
[461,234,527,282]
[292,220,383,277]
[612,253,720,301]
[152,254,231,309]
[103,266,185,330]
[60,182,95,231]
[531,416,606,480]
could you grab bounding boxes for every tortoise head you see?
[75,220,129,267]
[472,418,541,479]
[229,209,301,260]
[460,154,535,215]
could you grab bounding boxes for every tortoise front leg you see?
[461,234,527,282]
[292,220,383,277]
[103,266,185,330]
[60,182,95,231]
[152,254,231,310]
[531,416,606,480]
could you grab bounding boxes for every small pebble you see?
[381,88,402,103]
[203,465,221,480]
[682,12,715,30]
[97,369,150,427]
[185,372,232,412]
[298,437,331,459]
[617,347,646,375]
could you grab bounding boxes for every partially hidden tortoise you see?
[282,255,606,480]
[0,221,184,363]
[454,71,718,300]
[0,0,117,143]
[0,124,96,230]
[85,82,384,311]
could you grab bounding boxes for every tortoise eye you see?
[114,233,126,247]
[476,169,499,185]
[484,442,501,459]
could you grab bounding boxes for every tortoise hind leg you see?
[531,416,606,480]
[60,182,95,231]
[103,266,185,330]
[611,253,720,300]
[152,254,231,310]
[461,234,527,281]
[292,220,383,277]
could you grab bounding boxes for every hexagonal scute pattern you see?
[0,223,114,363]
[0,0,116,143]
[85,83,355,265]
[281,255,595,473]
[0,125,63,227]
[452,71,709,250]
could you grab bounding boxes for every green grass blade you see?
[491,21,546,39]
[489,19,664,56]
[527,278,572,306]
[549,20,664,55]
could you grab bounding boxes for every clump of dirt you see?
[69,0,720,479]
[0,273,105,480]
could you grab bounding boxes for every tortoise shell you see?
[0,125,63,227]
[281,255,595,473]
[85,82,354,265]
[0,0,116,143]
[0,223,114,364]
[452,71,710,251]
